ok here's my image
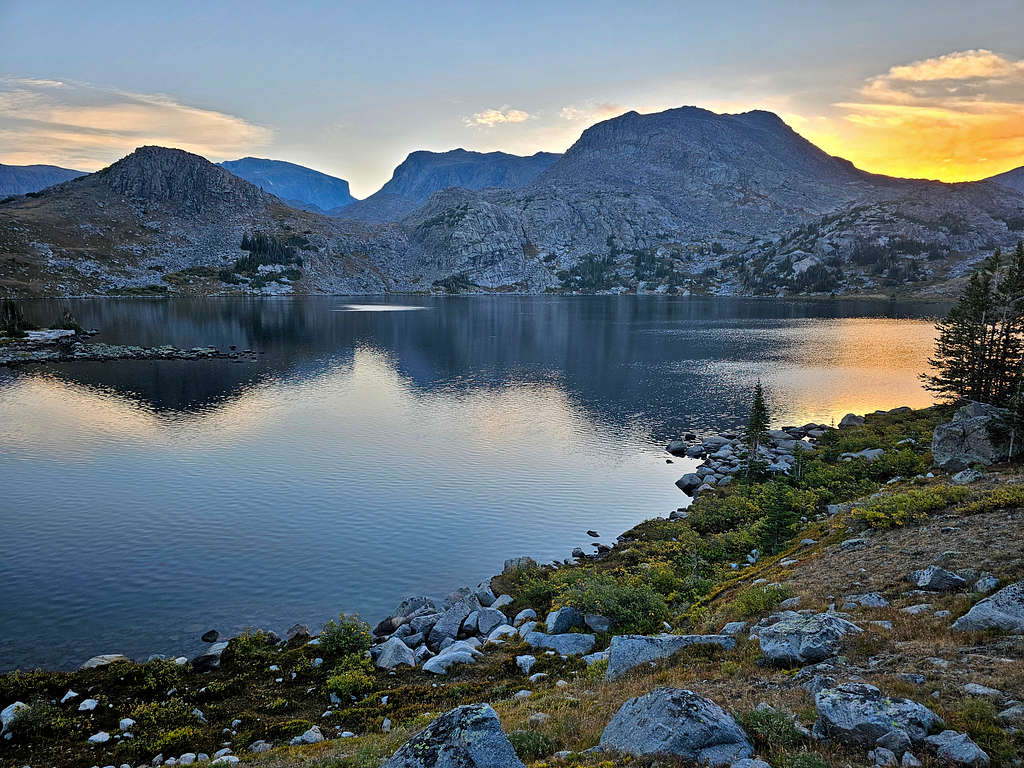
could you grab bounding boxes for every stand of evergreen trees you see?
[923,240,1024,411]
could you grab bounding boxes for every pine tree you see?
[757,481,800,554]
[746,380,770,478]
[923,245,1024,406]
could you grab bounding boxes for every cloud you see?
[0,77,273,170]
[463,106,531,127]
[795,50,1024,181]
[558,102,623,123]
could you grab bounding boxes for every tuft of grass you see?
[507,729,557,761]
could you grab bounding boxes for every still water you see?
[0,296,944,671]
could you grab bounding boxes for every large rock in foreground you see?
[932,402,1017,471]
[952,581,1024,633]
[599,687,753,766]
[383,703,525,768]
[605,633,735,680]
[813,683,942,745]
[756,613,861,666]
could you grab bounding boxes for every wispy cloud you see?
[558,102,623,123]
[794,50,1024,181]
[0,77,273,170]
[463,106,532,128]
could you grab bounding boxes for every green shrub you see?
[582,657,608,680]
[266,719,313,740]
[325,654,375,699]
[219,629,279,669]
[958,486,1024,515]
[3,700,73,740]
[148,726,203,755]
[551,569,668,634]
[320,615,372,657]
[731,583,793,619]
[130,698,200,731]
[851,486,970,528]
[507,730,556,761]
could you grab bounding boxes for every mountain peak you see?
[99,146,273,212]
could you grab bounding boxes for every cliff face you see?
[0,162,86,197]
[333,148,559,221]
[219,157,356,213]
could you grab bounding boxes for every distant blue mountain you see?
[0,162,86,197]
[219,157,356,212]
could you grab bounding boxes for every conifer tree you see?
[746,380,770,479]
[923,243,1024,406]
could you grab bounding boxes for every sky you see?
[2,0,1024,198]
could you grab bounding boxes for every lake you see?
[0,295,945,672]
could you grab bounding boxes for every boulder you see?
[423,647,480,674]
[201,629,220,643]
[79,653,129,670]
[395,596,440,617]
[932,402,1017,471]
[951,581,1024,632]
[675,473,702,493]
[584,613,612,633]
[924,731,989,767]
[813,683,942,745]
[523,631,595,656]
[908,565,966,591]
[605,634,736,680]
[839,413,865,428]
[667,439,687,455]
[487,624,519,643]
[375,636,417,669]
[383,703,525,768]
[512,609,537,626]
[290,725,324,745]
[951,469,984,485]
[429,599,475,650]
[599,687,753,766]
[545,606,584,634]
[1,701,28,734]
[476,607,507,636]
[192,642,229,672]
[757,613,861,666]
[503,557,537,573]
[516,655,535,674]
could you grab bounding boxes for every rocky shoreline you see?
[0,329,257,367]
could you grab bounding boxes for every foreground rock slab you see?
[599,687,753,766]
[605,633,735,679]
[757,612,861,666]
[813,683,942,745]
[951,581,1024,633]
[383,703,525,768]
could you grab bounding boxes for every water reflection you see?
[0,296,944,671]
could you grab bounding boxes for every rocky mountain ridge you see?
[334,148,559,221]
[0,162,86,197]
[2,106,1024,297]
[219,156,357,213]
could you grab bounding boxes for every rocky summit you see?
[333,148,559,221]
[2,107,1024,298]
